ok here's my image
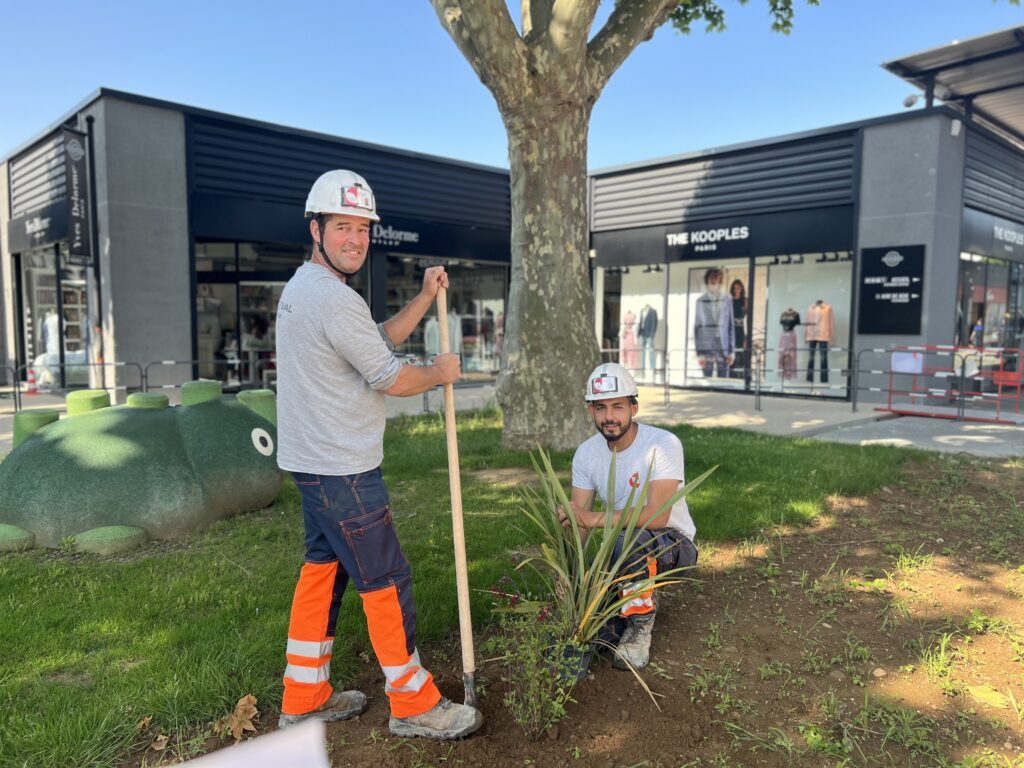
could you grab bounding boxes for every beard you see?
[597,419,632,442]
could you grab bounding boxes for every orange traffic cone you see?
[25,367,39,396]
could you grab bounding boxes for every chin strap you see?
[314,215,361,280]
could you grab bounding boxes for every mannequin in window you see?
[729,279,747,379]
[41,309,61,356]
[693,268,734,378]
[494,311,505,361]
[638,303,660,379]
[805,299,835,385]
[424,313,461,357]
[196,285,224,378]
[778,307,800,380]
[620,308,639,370]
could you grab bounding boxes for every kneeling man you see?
[562,362,698,669]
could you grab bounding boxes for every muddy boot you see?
[389,698,483,740]
[278,690,367,728]
[612,612,655,670]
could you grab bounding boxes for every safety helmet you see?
[304,169,380,222]
[584,362,638,402]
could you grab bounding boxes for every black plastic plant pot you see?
[555,641,594,683]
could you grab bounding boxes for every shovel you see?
[436,286,478,707]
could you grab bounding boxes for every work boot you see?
[389,698,483,740]
[612,612,656,670]
[278,690,367,728]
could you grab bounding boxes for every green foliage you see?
[669,0,821,36]
[481,608,578,741]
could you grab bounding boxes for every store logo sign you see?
[666,225,749,253]
[25,216,51,240]
[881,250,904,268]
[372,224,420,247]
[66,138,85,162]
[994,225,1024,249]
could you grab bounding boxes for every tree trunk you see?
[497,100,599,451]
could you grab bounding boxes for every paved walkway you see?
[2,384,1022,458]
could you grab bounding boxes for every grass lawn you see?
[0,409,916,767]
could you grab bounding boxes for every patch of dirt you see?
[190,456,1024,767]
[465,467,538,486]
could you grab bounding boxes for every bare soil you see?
[173,455,1024,767]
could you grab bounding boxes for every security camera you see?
[903,94,920,109]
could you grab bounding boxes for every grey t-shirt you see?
[275,262,402,475]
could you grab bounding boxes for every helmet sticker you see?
[342,185,374,210]
[591,375,619,395]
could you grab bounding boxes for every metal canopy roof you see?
[884,25,1024,148]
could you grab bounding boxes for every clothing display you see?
[807,340,829,384]
[778,331,798,380]
[779,308,801,332]
[638,305,659,374]
[620,310,640,370]
[805,301,834,383]
[694,291,734,378]
[805,301,835,344]
[731,296,747,378]
[423,314,461,358]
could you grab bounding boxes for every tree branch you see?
[549,0,601,57]
[586,0,680,92]
[430,0,528,106]
[522,0,552,45]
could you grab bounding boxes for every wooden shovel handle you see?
[436,287,477,702]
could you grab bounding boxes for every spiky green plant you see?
[506,447,715,649]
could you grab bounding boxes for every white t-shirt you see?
[571,422,695,540]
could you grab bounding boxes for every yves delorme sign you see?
[62,127,91,263]
[6,129,92,259]
[857,245,925,335]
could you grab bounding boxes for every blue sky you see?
[1,1,1021,169]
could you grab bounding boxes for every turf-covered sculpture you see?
[0,381,282,553]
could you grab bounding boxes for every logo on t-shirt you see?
[628,471,640,489]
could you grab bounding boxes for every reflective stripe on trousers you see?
[620,558,657,618]
[361,584,441,717]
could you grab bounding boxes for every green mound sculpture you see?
[0,382,282,550]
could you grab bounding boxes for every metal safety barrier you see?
[10,361,144,412]
[851,345,1023,424]
[0,365,20,414]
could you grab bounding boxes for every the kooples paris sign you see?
[665,221,751,258]
[62,127,92,263]
[857,245,925,335]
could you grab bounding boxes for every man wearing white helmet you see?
[561,362,698,670]
[275,170,482,739]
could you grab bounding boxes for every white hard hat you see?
[585,362,638,402]
[305,169,380,222]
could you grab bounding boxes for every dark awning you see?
[883,25,1024,147]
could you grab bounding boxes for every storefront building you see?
[1,89,511,393]
[589,27,1024,400]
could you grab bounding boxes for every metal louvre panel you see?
[592,134,855,231]
[190,118,510,229]
[964,131,1024,223]
[9,133,66,218]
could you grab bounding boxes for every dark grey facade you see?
[2,89,512,394]
[588,107,1024,401]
